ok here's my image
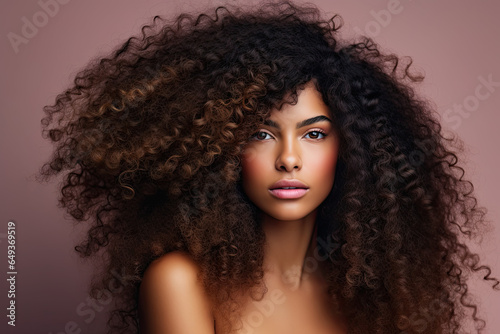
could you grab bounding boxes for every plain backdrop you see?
[1,0,499,333]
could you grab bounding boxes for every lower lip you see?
[269,188,309,199]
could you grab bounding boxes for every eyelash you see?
[250,129,328,141]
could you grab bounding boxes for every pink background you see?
[1,0,499,333]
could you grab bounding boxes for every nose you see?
[275,137,302,172]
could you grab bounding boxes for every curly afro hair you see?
[39,1,499,333]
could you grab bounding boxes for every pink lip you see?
[269,188,309,199]
[269,179,309,199]
[270,179,308,189]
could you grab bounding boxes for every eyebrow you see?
[263,115,332,130]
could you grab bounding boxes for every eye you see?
[304,130,326,139]
[250,131,273,141]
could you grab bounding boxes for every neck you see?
[260,210,318,290]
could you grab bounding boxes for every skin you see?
[139,81,345,333]
[229,81,345,334]
[240,81,340,283]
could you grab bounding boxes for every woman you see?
[39,1,499,333]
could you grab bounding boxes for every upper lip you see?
[269,179,309,190]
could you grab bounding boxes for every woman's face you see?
[240,83,340,222]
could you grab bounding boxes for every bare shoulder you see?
[142,251,203,286]
[139,251,214,334]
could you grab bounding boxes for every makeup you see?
[268,188,309,199]
[240,82,340,222]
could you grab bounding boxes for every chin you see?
[262,208,317,223]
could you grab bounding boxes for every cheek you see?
[240,148,267,193]
[317,151,337,175]
[240,142,274,174]
[241,156,258,181]
[307,144,339,187]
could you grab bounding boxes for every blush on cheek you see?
[240,153,266,198]
[241,154,259,179]
[240,162,265,207]
[311,149,338,185]
[240,145,259,165]
[321,153,338,173]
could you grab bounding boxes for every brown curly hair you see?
[39,1,499,333]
